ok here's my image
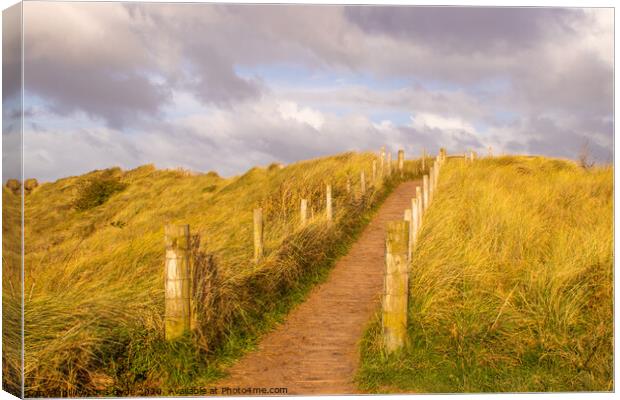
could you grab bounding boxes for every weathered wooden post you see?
[470,151,476,162]
[429,166,434,203]
[372,160,377,183]
[380,146,386,177]
[397,149,405,176]
[326,184,333,221]
[387,152,392,176]
[382,221,409,353]
[415,186,424,228]
[423,175,429,211]
[422,148,427,171]
[164,224,191,340]
[300,199,308,226]
[404,209,412,261]
[411,199,419,245]
[360,170,366,195]
[253,208,264,262]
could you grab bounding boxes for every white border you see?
[0,2,616,400]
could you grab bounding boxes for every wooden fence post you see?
[404,209,412,261]
[411,199,419,246]
[380,146,386,177]
[398,149,405,176]
[416,186,423,225]
[387,152,392,176]
[470,151,476,162]
[372,160,377,183]
[360,170,366,195]
[326,184,333,221]
[423,175,429,211]
[422,148,427,171]
[383,221,409,353]
[300,199,308,226]
[253,208,264,262]
[164,224,191,340]
[429,166,434,203]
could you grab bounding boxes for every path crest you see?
[217,181,421,395]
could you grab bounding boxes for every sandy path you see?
[215,181,421,395]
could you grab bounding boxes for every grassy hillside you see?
[357,156,613,392]
[13,151,424,396]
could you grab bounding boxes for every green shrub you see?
[73,176,128,211]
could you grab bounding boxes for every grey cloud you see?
[510,53,613,117]
[26,65,171,129]
[181,43,262,106]
[523,117,610,163]
[23,2,171,128]
[22,2,262,127]
[2,4,21,102]
[3,4,23,182]
[23,128,145,181]
[489,115,611,163]
[399,125,484,155]
[344,7,582,54]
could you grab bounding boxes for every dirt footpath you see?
[215,181,421,395]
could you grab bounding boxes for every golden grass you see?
[5,151,424,395]
[2,185,22,397]
[358,156,613,392]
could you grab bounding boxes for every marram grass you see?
[3,151,424,396]
[357,156,613,393]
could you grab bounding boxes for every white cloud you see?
[277,101,325,130]
[372,119,397,132]
[578,9,613,66]
[410,112,477,135]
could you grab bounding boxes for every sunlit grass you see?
[2,185,22,397]
[357,156,613,393]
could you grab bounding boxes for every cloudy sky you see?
[4,3,614,181]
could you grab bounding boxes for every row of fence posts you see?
[162,146,428,340]
[382,147,447,353]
